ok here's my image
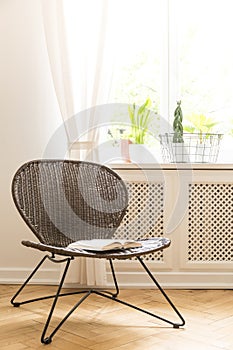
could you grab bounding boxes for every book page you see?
[67,239,141,251]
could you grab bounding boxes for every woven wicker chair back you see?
[12,160,128,247]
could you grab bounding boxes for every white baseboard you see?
[106,271,233,289]
[0,267,61,285]
[0,268,232,289]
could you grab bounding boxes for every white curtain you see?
[41,0,77,141]
[40,0,116,286]
[60,0,116,161]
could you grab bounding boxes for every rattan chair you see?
[11,159,185,344]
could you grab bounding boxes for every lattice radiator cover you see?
[114,182,164,261]
[188,183,233,262]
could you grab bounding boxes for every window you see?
[174,0,233,161]
[64,0,233,162]
[108,0,164,111]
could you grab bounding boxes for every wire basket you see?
[159,133,223,163]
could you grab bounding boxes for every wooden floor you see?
[0,285,232,350]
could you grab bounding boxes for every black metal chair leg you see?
[10,254,95,344]
[95,259,119,298]
[11,254,84,307]
[137,256,185,328]
[108,259,119,298]
[41,258,95,344]
[42,290,92,344]
[11,255,49,306]
[93,257,185,328]
[41,257,71,344]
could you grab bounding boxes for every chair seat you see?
[22,237,171,259]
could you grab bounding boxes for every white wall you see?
[0,0,63,283]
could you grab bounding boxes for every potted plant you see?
[125,98,156,163]
[107,99,155,163]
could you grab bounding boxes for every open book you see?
[67,239,142,252]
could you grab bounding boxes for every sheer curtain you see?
[62,0,116,161]
[41,0,77,141]
[40,0,116,286]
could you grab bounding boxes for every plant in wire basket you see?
[160,101,223,163]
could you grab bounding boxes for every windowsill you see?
[107,162,233,170]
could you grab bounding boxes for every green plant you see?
[183,113,219,142]
[173,101,184,143]
[128,97,152,144]
[184,113,219,133]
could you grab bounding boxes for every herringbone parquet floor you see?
[0,285,232,350]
